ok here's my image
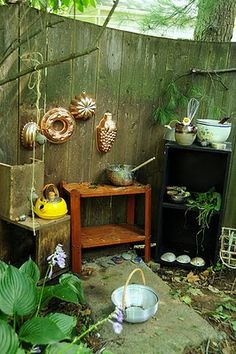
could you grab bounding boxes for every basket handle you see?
[122,268,146,310]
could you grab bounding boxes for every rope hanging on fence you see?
[21,52,44,235]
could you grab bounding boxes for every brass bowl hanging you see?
[40,107,75,144]
[69,90,96,120]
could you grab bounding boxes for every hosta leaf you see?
[0,261,8,277]
[0,310,8,320]
[0,265,37,316]
[59,273,85,303]
[47,313,77,338]
[16,349,25,354]
[19,317,69,345]
[0,319,19,354]
[42,284,81,306]
[20,258,40,285]
[46,342,92,354]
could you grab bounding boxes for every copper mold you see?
[40,107,75,144]
[96,112,117,153]
[69,90,96,120]
[21,121,40,149]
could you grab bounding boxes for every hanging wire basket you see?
[220,227,236,269]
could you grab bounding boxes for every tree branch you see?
[90,0,120,48]
[0,0,120,86]
[191,68,236,74]
[173,67,236,83]
[0,19,64,67]
[0,47,99,86]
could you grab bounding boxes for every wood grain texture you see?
[0,5,19,165]
[0,5,235,234]
[18,6,48,164]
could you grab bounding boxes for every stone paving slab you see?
[82,258,221,354]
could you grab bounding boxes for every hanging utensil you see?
[131,157,156,172]
[218,116,230,124]
[187,98,200,124]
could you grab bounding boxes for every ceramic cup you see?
[175,123,197,146]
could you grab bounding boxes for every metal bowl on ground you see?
[111,268,159,323]
[111,284,159,323]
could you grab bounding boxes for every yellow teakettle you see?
[34,184,68,220]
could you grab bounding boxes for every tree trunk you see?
[194,0,236,42]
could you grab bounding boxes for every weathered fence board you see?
[0,5,235,233]
[18,6,48,164]
[69,21,99,184]
[0,5,19,165]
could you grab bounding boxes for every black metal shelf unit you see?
[156,142,232,267]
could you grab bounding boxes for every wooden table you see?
[61,182,151,273]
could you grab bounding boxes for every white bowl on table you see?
[196,119,231,145]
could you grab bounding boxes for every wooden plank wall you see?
[0,5,235,232]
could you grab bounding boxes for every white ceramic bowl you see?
[196,119,231,144]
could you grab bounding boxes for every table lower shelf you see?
[80,223,146,248]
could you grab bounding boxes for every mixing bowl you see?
[196,119,231,144]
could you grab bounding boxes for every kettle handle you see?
[42,184,60,199]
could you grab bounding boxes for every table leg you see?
[144,187,151,262]
[70,189,82,273]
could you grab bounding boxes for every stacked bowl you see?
[196,119,231,146]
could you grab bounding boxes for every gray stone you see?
[82,259,220,354]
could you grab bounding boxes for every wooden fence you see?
[0,4,235,234]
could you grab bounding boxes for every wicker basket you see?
[111,268,159,323]
[220,227,236,269]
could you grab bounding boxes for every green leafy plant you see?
[0,244,122,354]
[1,0,96,13]
[153,82,203,125]
[210,301,236,335]
[153,81,226,126]
[186,187,221,237]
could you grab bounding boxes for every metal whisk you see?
[187,98,200,123]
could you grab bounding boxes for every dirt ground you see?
[154,264,236,354]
